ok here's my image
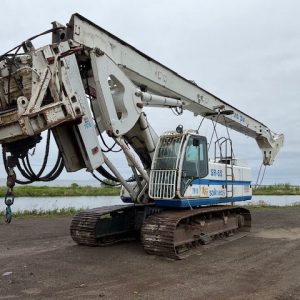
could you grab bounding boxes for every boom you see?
[59,13,283,166]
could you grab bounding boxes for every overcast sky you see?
[0,0,299,185]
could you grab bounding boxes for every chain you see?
[4,159,16,223]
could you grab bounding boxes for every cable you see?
[45,157,64,181]
[0,27,65,60]
[25,130,51,179]
[83,67,121,153]
[254,164,267,189]
[197,116,206,133]
[254,163,263,188]
[91,172,120,187]
[98,132,122,153]
[259,165,267,186]
[96,165,120,182]
[171,106,183,116]
[208,113,221,152]
[176,106,183,115]
[2,130,64,184]
[96,164,140,184]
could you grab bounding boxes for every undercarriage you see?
[70,204,251,259]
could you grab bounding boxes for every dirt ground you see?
[0,207,300,300]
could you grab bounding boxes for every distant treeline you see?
[253,184,300,195]
[0,183,299,197]
[0,183,121,197]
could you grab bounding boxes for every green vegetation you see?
[0,184,121,197]
[253,183,300,195]
[0,207,82,218]
[0,182,298,219]
[0,183,299,197]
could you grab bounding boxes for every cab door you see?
[178,135,208,198]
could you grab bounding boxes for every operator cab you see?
[149,130,208,199]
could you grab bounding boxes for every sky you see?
[0,0,299,185]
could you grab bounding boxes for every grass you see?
[0,183,298,197]
[253,183,300,195]
[0,184,121,197]
[0,207,84,218]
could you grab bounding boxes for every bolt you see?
[94,48,104,57]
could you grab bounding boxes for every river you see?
[0,195,299,213]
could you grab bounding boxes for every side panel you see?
[58,42,104,171]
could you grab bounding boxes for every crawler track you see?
[70,205,138,246]
[141,205,251,259]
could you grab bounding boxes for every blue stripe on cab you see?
[192,179,251,186]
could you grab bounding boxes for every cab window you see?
[181,136,208,195]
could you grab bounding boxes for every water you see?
[0,195,299,213]
[0,196,124,213]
